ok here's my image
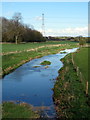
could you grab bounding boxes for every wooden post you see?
[80,72,82,82]
[77,67,79,76]
[86,81,88,96]
[72,54,74,65]
[15,36,18,44]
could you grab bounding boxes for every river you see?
[1,48,78,118]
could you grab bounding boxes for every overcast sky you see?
[1,2,88,36]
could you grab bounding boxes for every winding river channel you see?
[1,48,78,118]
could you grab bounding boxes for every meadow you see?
[73,47,88,83]
[73,47,90,105]
[2,41,77,54]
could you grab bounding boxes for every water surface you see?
[1,48,78,118]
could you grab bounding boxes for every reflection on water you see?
[1,48,78,118]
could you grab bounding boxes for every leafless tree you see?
[2,13,46,43]
[12,12,22,44]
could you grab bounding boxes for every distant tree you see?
[79,36,86,46]
[2,17,10,42]
[2,13,46,43]
[12,12,22,44]
[2,17,23,43]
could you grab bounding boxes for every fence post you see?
[72,54,74,65]
[80,72,83,82]
[77,67,79,76]
[86,81,88,96]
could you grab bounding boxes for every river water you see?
[1,48,78,118]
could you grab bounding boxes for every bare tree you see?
[2,13,46,43]
[12,12,22,44]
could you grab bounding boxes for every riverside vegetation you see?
[1,41,78,77]
[53,47,90,119]
[2,102,39,119]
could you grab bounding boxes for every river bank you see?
[53,47,90,119]
[2,42,78,77]
[2,102,40,119]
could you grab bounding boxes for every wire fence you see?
[71,53,88,96]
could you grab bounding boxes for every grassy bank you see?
[53,47,90,119]
[73,47,89,95]
[2,102,39,119]
[2,41,78,77]
[2,41,77,54]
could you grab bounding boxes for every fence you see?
[71,53,88,96]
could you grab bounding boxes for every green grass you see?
[2,43,78,77]
[73,47,88,81]
[2,102,39,119]
[53,48,90,119]
[73,47,90,104]
[40,60,51,65]
[2,41,78,53]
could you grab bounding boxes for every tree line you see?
[47,36,89,45]
[1,13,46,43]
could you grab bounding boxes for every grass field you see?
[2,41,78,77]
[53,47,90,119]
[2,41,77,53]
[2,102,39,119]
[73,47,88,81]
[73,47,90,104]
